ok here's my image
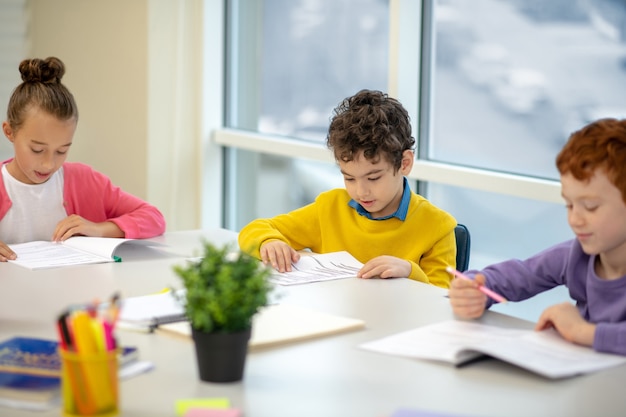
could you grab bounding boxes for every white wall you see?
[26,0,209,231]
[29,0,150,198]
[0,0,29,161]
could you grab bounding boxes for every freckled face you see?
[3,108,76,185]
[339,150,413,219]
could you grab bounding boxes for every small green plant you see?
[173,241,273,333]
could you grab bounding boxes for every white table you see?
[2,230,625,417]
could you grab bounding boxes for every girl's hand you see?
[535,302,596,347]
[358,255,410,279]
[53,215,124,242]
[448,273,488,318]
[260,240,300,273]
[0,240,16,261]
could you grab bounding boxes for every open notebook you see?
[157,304,366,350]
[117,290,186,331]
[359,320,626,379]
[7,237,166,270]
[269,251,363,285]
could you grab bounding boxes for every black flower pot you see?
[191,326,251,383]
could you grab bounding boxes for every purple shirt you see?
[469,239,626,355]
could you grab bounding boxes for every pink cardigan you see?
[0,160,166,239]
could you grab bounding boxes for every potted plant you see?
[173,241,272,382]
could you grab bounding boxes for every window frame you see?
[207,0,562,229]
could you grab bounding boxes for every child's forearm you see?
[573,321,596,347]
[99,221,125,238]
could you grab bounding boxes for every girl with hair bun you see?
[0,57,166,261]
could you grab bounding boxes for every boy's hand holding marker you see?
[447,266,507,319]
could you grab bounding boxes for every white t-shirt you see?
[0,164,67,244]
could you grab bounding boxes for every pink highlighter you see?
[446,266,508,304]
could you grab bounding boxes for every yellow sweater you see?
[238,188,457,288]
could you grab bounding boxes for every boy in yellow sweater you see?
[238,89,457,288]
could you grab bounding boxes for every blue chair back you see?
[454,224,471,272]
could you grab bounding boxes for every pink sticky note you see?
[184,409,242,417]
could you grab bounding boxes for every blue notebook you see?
[0,337,60,375]
[0,337,61,410]
[0,336,138,411]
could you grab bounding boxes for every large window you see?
[426,0,626,177]
[258,0,389,141]
[420,0,626,265]
[224,0,389,228]
[219,0,626,269]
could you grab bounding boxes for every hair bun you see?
[19,57,66,84]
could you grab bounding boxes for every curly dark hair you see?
[326,89,415,171]
[6,56,78,132]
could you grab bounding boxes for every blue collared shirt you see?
[348,177,410,221]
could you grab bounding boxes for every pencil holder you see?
[60,348,119,417]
